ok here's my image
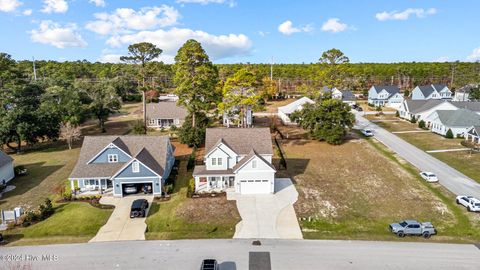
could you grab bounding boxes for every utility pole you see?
[32,57,37,81]
[270,56,274,81]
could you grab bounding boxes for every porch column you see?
[70,180,75,191]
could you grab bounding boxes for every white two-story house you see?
[411,84,452,100]
[193,128,276,195]
[367,85,404,109]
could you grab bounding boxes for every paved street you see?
[0,239,479,270]
[228,178,302,239]
[355,112,480,198]
[89,195,153,242]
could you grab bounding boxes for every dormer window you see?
[108,154,118,163]
[132,161,140,173]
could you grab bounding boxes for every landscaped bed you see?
[281,135,480,242]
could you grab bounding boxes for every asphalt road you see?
[355,112,480,198]
[0,239,479,270]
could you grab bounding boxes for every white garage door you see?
[240,179,271,194]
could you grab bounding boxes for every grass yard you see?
[145,161,240,239]
[396,132,464,151]
[431,151,480,183]
[281,135,480,242]
[3,202,113,246]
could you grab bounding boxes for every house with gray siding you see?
[367,85,404,109]
[69,136,175,197]
[411,84,452,100]
[146,102,187,129]
[0,151,14,185]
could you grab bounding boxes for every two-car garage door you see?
[240,179,271,194]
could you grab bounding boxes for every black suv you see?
[130,199,149,218]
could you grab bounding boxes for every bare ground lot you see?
[280,135,480,242]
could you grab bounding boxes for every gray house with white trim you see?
[146,102,187,129]
[69,136,175,197]
[411,84,452,100]
[368,85,404,108]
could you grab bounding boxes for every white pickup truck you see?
[389,220,437,238]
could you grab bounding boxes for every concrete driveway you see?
[228,178,303,239]
[89,195,153,242]
[355,112,480,198]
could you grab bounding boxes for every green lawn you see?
[396,132,464,151]
[146,161,240,239]
[3,202,113,246]
[432,151,480,183]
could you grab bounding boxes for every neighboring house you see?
[146,102,187,129]
[339,90,356,106]
[69,136,175,197]
[0,151,14,185]
[193,128,276,195]
[465,126,480,144]
[425,109,480,137]
[411,84,452,100]
[278,96,315,125]
[320,87,343,99]
[453,84,478,101]
[367,85,404,108]
[397,100,456,121]
[450,101,480,114]
[223,106,253,128]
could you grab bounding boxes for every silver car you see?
[389,220,436,238]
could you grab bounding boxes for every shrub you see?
[0,184,5,192]
[186,178,195,198]
[375,106,382,112]
[410,115,417,124]
[39,198,54,220]
[187,150,196,171]
[165,184,174,195]
[14,165,27,176]
[131,120,146,135]
[395,111,399,117]
[445,129,454,139]
[62,190,73,201]
[418,120,426,129]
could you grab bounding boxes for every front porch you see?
[195,175,236,193]
[70,178,113,195]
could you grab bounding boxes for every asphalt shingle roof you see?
[450,101,480,112]
[205,128,273,155]
[0,151,13,167]
[417,85,436,98]
[341,90,356,101]
[146,102,188,120]
[436,109,480,126]
[69,135,171,179]
[405,99,446,114]
[372,85,400,95]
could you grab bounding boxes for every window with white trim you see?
[252,160,257,168]
[211,158,217,166]
[217,158,222,166]
[132,161,140,173]
[108,154,118,163]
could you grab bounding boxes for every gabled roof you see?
[0,151,13,167]
[341,90,356,101]
[432,84,448,92]
[372,85,400,95]
[435,109,480,127]
[69,135,171,179]
[416,85,436,98]
[467,126,480,136]
[232,149,276,172]
[404,99,446,114]
[450,101,480,112]
[278,97,314,114]
[320,86,331,94]
[146,102,188,120]
[205,128,273,156]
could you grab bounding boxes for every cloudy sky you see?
[0,0,479,63]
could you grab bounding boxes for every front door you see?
[229,177,235,187]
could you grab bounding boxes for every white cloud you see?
[258,31,269,37]
[467,47,480,61]
[29,20,87,48]
[85,5,180,35]
[321,18,349,33]
[22,9,32,15]
[0,0,22,12]
[98,54,122,63]
[375,8,437,21]
[434,56,449,62]
[41,0,68,14]
[105,27,252,62]
[176,0,236,7]
[278,20,313,35]
[89,0,105,7]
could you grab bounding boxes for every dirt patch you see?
[175,196,240,225]
[172,141,193,159]
[284,139,454,224]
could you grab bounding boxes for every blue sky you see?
[0,0,479,64]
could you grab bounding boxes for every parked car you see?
[389,220,436,238]
[130,199,149,218]
[361,129,374,137]
[124,185,137,194]
[419,172,439,183]
[200,259,218,270]
[456,196,480,212]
